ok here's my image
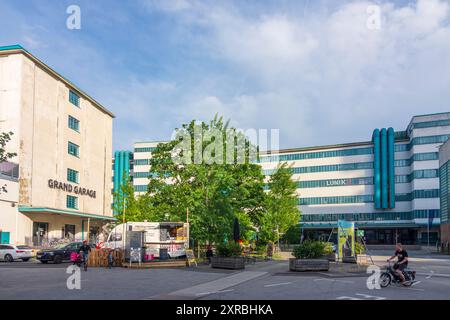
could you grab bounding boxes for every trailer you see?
[105,221,189,260]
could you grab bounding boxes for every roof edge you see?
[0,45,115,119]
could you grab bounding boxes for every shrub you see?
[355,242,365,254]
[292,241,329,259]
[216,242,243,257]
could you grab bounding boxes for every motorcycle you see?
[379,261,416,288]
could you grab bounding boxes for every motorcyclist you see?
[387,243,408,283]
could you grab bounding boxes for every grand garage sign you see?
[48,179,96,198]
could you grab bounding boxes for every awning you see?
[18,206,117,221]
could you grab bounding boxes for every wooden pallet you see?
[87,249,123,268]
[122,260,188,269]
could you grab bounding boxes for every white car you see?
[0,244,34,262]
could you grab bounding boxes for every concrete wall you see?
[15,54,113,216]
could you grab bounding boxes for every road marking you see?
[355,293,386,300]
[411,281,422,286]
[264,282,292,287]
[196,289,235,296]
[417,271,450,278]
[336,296,363,300]
[314,278,354,284]
[167,271,267,298]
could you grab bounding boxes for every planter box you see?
[289,258,329,272]
[342,256,357,264]
[326,253,336,262]
[211,257,245,270]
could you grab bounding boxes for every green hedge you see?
[292,241,332,259]
[216,242,243,257]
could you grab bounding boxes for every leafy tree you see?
[282,224,303,244]
[259,162,300,245]
[113,176,159,223]
[0,131,16,163]
[146,115,266,245]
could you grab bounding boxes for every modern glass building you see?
[114,112,450,245]
[439,139,450,245]
[260,112,450,245]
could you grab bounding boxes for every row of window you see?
[134,159,151,165]
[264,162,374,175]
[298,177,373,189]
[301,210,439,222]
[396,134,450,152]
[259,134,447,164]
[411,119,450,130]
[259,147,373,163]
[134,147,158,153]
[299,189,440,205]
[134,185,148,192]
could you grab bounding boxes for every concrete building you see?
[439,139,450,246]
[0,45,115,245]
[120,113,450,245]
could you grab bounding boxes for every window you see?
[134,159,150,165]
[67,169,79,183]
[68,116,80,132]
[68,142,79,157]
[66,195,78,209]
[134,185,148,192]
[134,147,157,153]
[69,90,80,107]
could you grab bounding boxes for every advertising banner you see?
[337,220,355,258]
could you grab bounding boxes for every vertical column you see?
[124,151,130,183]
[373,129,381,209]
[388,127,395,209]
[120,150,127,187]
[113,151,120,194]
[381,128,388,209]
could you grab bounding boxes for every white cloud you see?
[156,0,450,148]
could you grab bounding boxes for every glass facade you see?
[259,147,373,163]
[264,162,373,175]
[440,160,450,224]
[134,159,150,165]
[134,147,157,153]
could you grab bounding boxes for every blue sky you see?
[1,0,450,151]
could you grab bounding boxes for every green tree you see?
[113,176,158,223]
[146,115,266,245]
[259,162,300,245]
[0,131,16,163]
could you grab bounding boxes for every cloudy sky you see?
[1,0,449,151]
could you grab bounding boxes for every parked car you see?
[0,244,34,262]
[36,242,95,264]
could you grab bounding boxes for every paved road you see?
[1,252,449,300]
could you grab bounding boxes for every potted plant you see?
[290,241,330,271]
[211,242,245,270]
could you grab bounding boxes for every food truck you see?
[105,222,189,259]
